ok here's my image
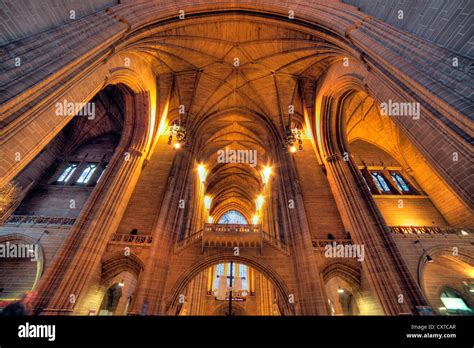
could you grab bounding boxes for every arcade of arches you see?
[0,0,473,316]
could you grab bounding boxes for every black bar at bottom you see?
[0,315,472,347]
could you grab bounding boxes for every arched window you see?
[370,172,391,193]
[239,264,248,290]
[56,162,78,183]
[76,163,98,184]
[212,263,248,291]
[218,210,248,224]
[213,263,225,289]
[390,172,411,193]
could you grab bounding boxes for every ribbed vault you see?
[126,15,347,219]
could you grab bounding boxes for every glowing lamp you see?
[289,145,297,153]
[197,164,207,183]
[252,215,259,225]
[256,195,264,210]
[204,195,212,210]
[173,142,181,149]
[262,166,272,184]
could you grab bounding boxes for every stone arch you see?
[31,78,156,314]
[313,68,430,314]
[321,260,361,292]
[417,245,474,286]
[101,252,145,284]
[166,254,295,315]
[212,302,246,316]
[418,246,474,314]
[0,233,45,299]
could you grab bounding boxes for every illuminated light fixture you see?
[167,123,187,149]
[337,288,344,294]
[208,216,213,223]
[285,125,303,153]
[414,240,433,263]
[256,195,264,210]
[118,282,125,287]
[438,306,446,311]
[204,195,212,210]
[461,230,468,236]
[252,215,259,225]
[197,164,207,183]
[262,166,272,184]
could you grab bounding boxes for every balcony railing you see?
[389,226,472,236]
[5,215,76,227]
[110,233,153,246]
[312,239,353,249]
[174,224,289,253]
[202,223,263,250]
[175,230,203,251]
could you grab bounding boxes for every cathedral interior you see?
[0,0,473,317]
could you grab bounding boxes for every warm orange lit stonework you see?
[0,0,472,316]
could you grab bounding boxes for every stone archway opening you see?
[176,261,281,316]
[421,253,474,316]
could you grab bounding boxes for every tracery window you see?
[212,263,248,290]
[56,162,78,183]
[390,172,411,193]
[370,171,391,193]
[76,163,98,184]
[218,210,248,224]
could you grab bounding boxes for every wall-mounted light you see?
[197,164,207,183]
[414,240,434,263]
[118,281,125,287]
[285,126,303,154]
[168,123,187,149]
[262,166,272,184]
[204,195,212,210]
[256,195,264,211]
[337,287,344,294]
[461,230,468,236]
[252,215,259,225]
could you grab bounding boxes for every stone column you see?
[324,152,428,315]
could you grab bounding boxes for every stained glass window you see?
[218,210,248,224]
[212,263,248,290]
[390,172,411,192]
[76,163,98,184]
[57,163,78,183]
[213,263,225,289]
[239,264,248,290]
[370,172,391,193]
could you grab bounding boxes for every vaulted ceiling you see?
[125,15,348,220]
